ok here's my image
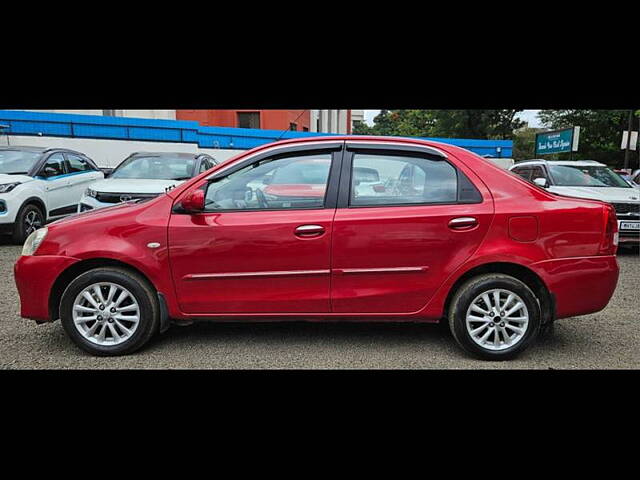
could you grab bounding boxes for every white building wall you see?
[310,110,351,134]
[3,134,242,168]
[20,110,176,120]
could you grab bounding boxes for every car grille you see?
[611,202,640,218]
[95,192,159,204]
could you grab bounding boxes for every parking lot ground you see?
[1,238,638,369]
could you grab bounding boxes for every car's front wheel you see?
[448,274,541,360]
[60,267,159,356]
[12,203,45,244]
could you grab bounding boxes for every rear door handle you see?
[448,217,478,229]
[295,225,325,237]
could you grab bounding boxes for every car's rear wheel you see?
[448,274,541,360]
[60,267,159,356]
[12,203,45,244]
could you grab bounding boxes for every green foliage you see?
[353,110,525,140]
[513,127,543,161]
[538,110,640,168]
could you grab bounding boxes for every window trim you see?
[184,145,345,215]
[338,147,481,209]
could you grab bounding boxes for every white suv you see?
[510,159,640,247]
[0,146,103,243]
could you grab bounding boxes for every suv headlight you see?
[85,188,97,198]
[21,228,48,256]
[0,182,21,193]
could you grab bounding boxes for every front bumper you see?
[14,254,80,321]
[531,255,619,320]
[77,195,116,212]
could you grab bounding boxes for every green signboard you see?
[535,127,580,155]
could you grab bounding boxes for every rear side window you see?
[66,154,94,173]
[350,153,458,206]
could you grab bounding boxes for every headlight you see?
[0,182,21,193]
[85,188,97,198]
[21,228,48,256]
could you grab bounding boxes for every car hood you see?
[89,178,186,194]
[548,186,640,203]
[0,173,33,184]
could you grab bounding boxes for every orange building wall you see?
[176,110,311,131]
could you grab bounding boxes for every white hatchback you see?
[510,159,640,246]
[0,146,103,243]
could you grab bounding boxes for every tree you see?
[352,110,525,140]
[538,110,640,168]
[513,127,543,161]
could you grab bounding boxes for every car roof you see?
[0,146,90,156]
[512,159,606,168]
[130,151,202,159]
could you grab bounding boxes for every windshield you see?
[0,150,42,175]
[111,156,195,180]
[549,165,631,188]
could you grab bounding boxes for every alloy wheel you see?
[72,282,141,346]
[465,288,530,351]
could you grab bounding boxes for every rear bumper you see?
[531,255,619,319]
[14,254,80,321]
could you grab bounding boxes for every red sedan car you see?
[14,136,620,360]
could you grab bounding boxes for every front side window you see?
[0,150,42,175]
[350,153,458,206]
[204,153,332,211]
[511,167,532,181]
[111,156,195,180]
[549,165,631,188]
[41,153,66,178]
[66,154,93,173]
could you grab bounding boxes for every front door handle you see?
[448,217,478,229]
[295,225,325,237]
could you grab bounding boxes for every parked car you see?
[510,160,640,247]
[0,146,103,243]
[78,152,218,212]
[15,137,620,360]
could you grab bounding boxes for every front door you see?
[37,153,72,218]
[330,145,494,314]
[168,145,343,314]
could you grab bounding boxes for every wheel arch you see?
[48,257,157,321]
[21,196,48,219]
[443,262,555,325]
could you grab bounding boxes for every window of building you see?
[237,112,260,129]
[103,110,116,117]
[290,123,297,131]
[303,127,309,132]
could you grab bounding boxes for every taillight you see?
[599,204,618,255]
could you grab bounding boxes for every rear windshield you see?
[549,165,631,188]
[0,150,42,174]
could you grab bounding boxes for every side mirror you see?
[533,177,548,188]
[181,189,205,213]
[43,166,58,177]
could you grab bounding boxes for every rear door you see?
[64,153,104,208]
[330,142,494,314]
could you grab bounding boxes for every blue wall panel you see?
[0,110,513,157]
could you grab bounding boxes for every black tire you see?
[60,267,159,356]
[448,274,541,361]
[12,203,45,244]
